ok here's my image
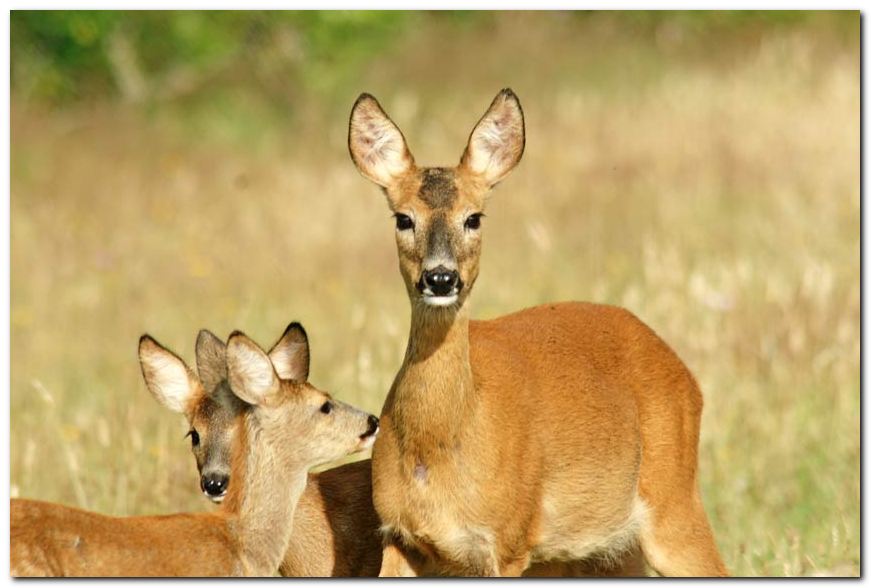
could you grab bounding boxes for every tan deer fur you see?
[182,330,643,577]
[10,325,377,577]
[189,328,383,577]
[348,88,728,577]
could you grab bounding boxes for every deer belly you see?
[531,493,649,565]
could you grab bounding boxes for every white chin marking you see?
[205,492,226,504]
[358,435,376,451]
[423,294,458,307]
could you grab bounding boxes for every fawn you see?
[182,329,640,577]
[10,324,378,576]
[190,327,383,576]
[347,88,728,576]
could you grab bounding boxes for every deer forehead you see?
[393,167,485,214]
[192,393,238,434]
[277,379,326,403]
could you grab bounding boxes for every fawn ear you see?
[267,322,310,383]
[139,335,199,414]
[195,329,227,396]
[349,93,416,189]
[226,331,280,406]
[459,88,525,187]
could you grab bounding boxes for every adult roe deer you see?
[347,88,728,577]
[183,329,636,577]
[11,325,379,576]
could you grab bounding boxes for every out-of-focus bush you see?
[12,11,854,110]
[12,11,855,147]
[12,11,419,107]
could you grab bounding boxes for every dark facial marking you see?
[426,214,454,262]
[418,168,458,209]
[193,394,235,477]
[195,382,244,452]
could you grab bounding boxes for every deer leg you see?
[378,541,422,577]
[639,488,728,577]
[499,553,532,577]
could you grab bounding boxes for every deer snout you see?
[362,414,379,439]
[356,414,379,451]
[201,473,229,502]
[419,267,462,298]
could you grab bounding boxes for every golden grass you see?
[11,13,859,576]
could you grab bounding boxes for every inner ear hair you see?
[139,335,197,415]
[348,93,416,189]
[460,88,525,187]
[267,322,310,383]
[226,331,279,406]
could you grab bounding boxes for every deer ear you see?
[459,88,525,187]
[349,93,415,189]
[267,322,310,383]
[139,335,199,414]
[226,331,280,407]
[195,329,227,395]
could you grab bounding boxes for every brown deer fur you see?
[348,89,728,577]
[10,326,377,576]
[189,329,384,577]
[182,330,643,577]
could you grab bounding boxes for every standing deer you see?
[182,329,637,577]
[348,88,728,577]
[11,324,379,576]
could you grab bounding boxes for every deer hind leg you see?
[639,488,728,577]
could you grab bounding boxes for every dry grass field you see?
[10,12,859,576]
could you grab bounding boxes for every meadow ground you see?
[10,12,859,576]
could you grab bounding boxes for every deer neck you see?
[390,301,478,460]
[223,411,308,576]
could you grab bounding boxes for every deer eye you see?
[394,214,414,231]
[320,401,333,415]
[186,429,200,447]
[464,213,483,230]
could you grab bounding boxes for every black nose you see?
[422,267,460,296]
[201,473,229,496]
[362,414,379,438]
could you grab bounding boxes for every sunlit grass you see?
[10,13,859,577]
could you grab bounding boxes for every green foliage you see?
[11,11,426,106]
[13,10,856,111]
[12,11,120,101]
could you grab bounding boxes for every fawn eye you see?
[394,214,415,231]
[186,430,200,447]
[465,213,483,230]
[320,402,333,415]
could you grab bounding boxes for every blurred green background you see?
[10,11,859,576]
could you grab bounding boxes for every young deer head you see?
[349,89,525,309]
[137,330,240,503]
[225,326,379,469]
[141,324,380,495]
[11,328,379,577]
